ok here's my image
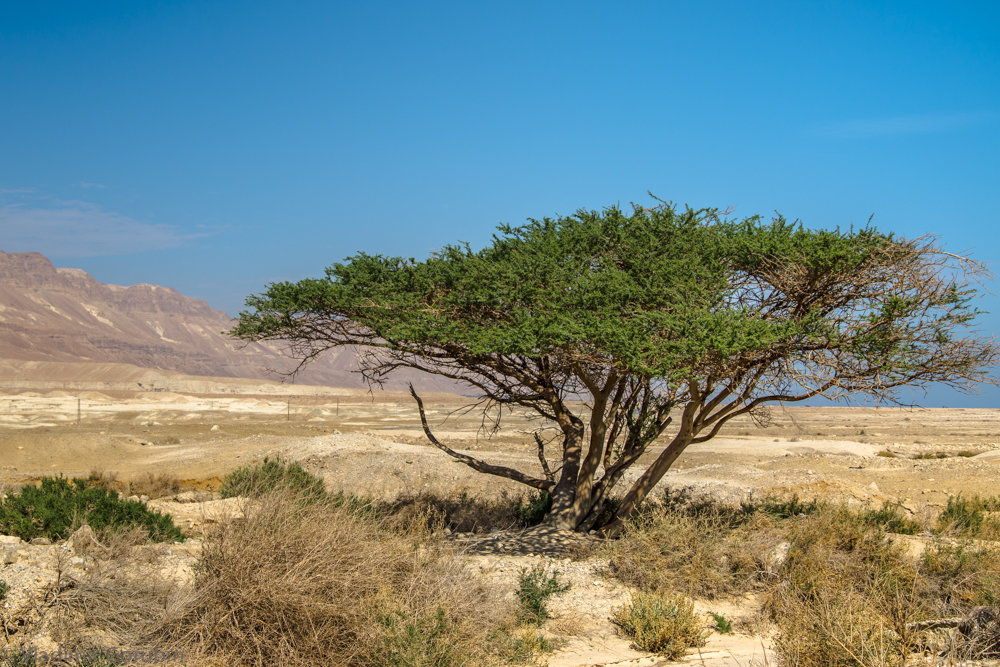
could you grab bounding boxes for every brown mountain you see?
[0,250,456,391]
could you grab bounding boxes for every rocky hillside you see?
[0,251,453,391]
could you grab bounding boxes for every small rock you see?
[210,424,220,431]
[868,482,880,492]
[174,491,199,503]
[2,546,19,564]
[30,537,52,546]
[140,494,149,502]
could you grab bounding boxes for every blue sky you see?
[1,1,998,406]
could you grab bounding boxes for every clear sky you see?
[1,1,998,406]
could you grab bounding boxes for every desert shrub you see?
[912,452,949,459]
[87,469,185,500]
[0,650,36,667]
[767,509,922,667]
[936,495,1000,539]
[709,611,732,634]
[381,491,521,534]
[859,502,922,535]
[606,492,784,599]
[742,494,822,520]
[156,492,527,665]
[219,456,326,500]
[956,450,984,457]
[919,541,1000,610]
[876,449,898,458]
[610,592,707,659]
[516,564,570,625]
[512,492,552,528]
[0,476,183,542]
[0,579,8,601]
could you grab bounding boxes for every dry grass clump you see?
[382,490,553,534]
[86,468,184,499]
[935,494,1000,540]
[604,490,1000,664]
[766,509,923,667]
[604,491,789,599]
[155,491,527,666]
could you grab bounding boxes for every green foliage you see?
[920,541,1000,608]
[0,476,183,543]
[513,492,551,527]
[936,494,1000,539]
[516,565,571,625]
[0,579,8,601]
[859,501,921,535]
[709,611,732,634]
[0,650,36,667]
[234,201,997,530]
[610,592,708,659]
[379,608,457,666]
[740,494,822,520]
[219,456,326,500]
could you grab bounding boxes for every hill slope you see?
[0,251,454,391]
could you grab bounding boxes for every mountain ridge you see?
[0,250,456,392]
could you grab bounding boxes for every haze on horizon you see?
[1,1,998,407]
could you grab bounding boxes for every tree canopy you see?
[233,202,997,532]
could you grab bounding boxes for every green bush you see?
[219,456,326,500]
[936,495,1000,539]
[709,611,732,634]
[0,579,8,602]
[379,608,457,666]
[859,501,921,535]
[610,592,708,659]
[0,476,183,543]
[513,492,551,528]
[516,564,570,625]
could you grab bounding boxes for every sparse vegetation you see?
[86,469,184,499]
[153,492,535,665]
[913,451,949,459]
[610,592,708,659]
[876,449,898,458]
[605,488,1000,664]
[0,579,8,602]
[0,476,183,542]
[860,501,921,535]
[936,494,1000,539]
[219,456,326,500]
[709,611,733,634]
[516,564,571,626]
[512,491,552,528]
[0,650,37,667]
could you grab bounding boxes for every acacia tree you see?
[233,203,997,532]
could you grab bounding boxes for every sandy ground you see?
[1,382,999,665]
